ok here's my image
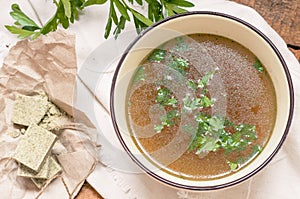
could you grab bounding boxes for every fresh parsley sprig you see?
[5,0,194,40]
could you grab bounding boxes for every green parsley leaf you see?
[198,70,215,88]
[182,124,197,134]
[113,0,130,21]
[10,4,40,29]
[227,161,238,171]
[249,144,262,158]
[200,96,215,107]
[162,0,194,16]
[188,111,260,164]
[166,4,188,14]
[61,0,72,18]
[5,25,40,39]
[110,1,118,24]
[128,0,143,5]
[167,56,189,75]
[187,80,197,91]
[253,58,264,73]
[168,0,195,7]
[154,110,179,132]
[156,87,177,107]
[147,0,163,22]
[195,136,218,155]
[183,96,214,111]
[83,0,108,7]
[130,8,153,27]
[105,18,112,39]
[209,116,225,132]
[6,1,194,39]
[113,15,127,38]
[154,124,164,133]
[162,110,179,125]
[148,49,166,62]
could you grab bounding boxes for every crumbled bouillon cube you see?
[13,124,57,172]
[12,94,49,126]
[18,156,50,179]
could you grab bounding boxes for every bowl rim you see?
[110,11,294,191]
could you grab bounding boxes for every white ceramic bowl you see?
[110,12,294,190]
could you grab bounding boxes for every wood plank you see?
[234,0,300,46]
[75,182,103,199]
[289,48,300,62]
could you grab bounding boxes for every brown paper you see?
[0,30,99,199]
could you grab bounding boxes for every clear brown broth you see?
[126,34,276,180]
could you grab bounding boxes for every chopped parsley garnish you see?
[183,96,214,111]
[187,80,197,91]
[189,113,258,157]
[167,56,189,75]
[253,58,264,73]
[227,161,238,171]
[148,49,166,62]
[154,87,179,133]
[154,110,179,133]
[187,70,215,91]
[156,87,177,107]
[226,144,262,171]
[198,70,215,88]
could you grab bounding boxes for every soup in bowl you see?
[110,12,294,190]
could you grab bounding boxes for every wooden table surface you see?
[76,0,300,198]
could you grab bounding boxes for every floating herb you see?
[156,87,177,107]
[154,110,179,133]
[154,124,164,133]
[148,49,166,62]
[227,161,238,171]
[226,144,262,171]
[187,80,197,91]
[249,144,262,159]
[190,114,258,155]
[197,70,215,88]
[253,58,264,73]
[167,56,189,75]
[187,70,215,92]
[183,96,214,111]
[154,87,179,133]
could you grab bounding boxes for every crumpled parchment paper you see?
[0,30,99,199]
